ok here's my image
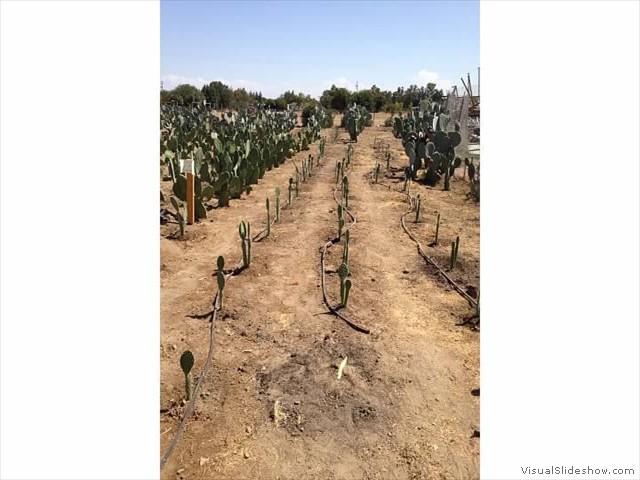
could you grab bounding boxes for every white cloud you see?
[324,76,354,90]
[414,69,454,93]
[161,74,209,90]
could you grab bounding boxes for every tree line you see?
[160,80,444,113]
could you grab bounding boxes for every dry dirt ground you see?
[160,113,480,480]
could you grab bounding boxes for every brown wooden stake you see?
[467,72,473,97]
[186,172,195,225]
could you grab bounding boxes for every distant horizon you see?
[161,0,479,99]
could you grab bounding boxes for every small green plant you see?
[435,213,441,245]
[170,196,185,238]
[338,262,350,307]
[288,178,293,205]
[275,187,280,223]
[180,350,195,401]
[337,204,344,238]
[385,150,391,172]
[450,236,460,270]
[336,161,341,183]
[342,230,350,266]
[342,176,349,209]
[239,222,251,267]
[216,255,226,308]
[266,197,271,236]
[414,193,421,223]
[374,163,380,183]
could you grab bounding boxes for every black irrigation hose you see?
[160,261,241,470]
[319,152,371,335]
[370,164,478,309]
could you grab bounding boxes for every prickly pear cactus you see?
[180,350,195,401]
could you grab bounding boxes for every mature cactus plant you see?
[180,350,195,401]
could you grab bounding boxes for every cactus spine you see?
[180,350,195,401]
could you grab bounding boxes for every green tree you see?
[169,84,204,106]
[201,81,232,109]
[320,85,351,112]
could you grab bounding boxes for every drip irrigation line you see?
[369,164,478,309]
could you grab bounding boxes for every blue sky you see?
[161,0,479,98]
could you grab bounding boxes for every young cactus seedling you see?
[374,163,380,183]
[239,222,251,267]
[288,178,293,205]
[342,230,350,266]
[216,257,226,308]
[266,197,271,236]
[435,213,441,245]
[180,350,195,401]
[338,262,350,307]
[337,204,344,238]
[415,193,421,223]
[275,187,280,223]
[170,196,186,238]
[450,241,456,271]
[342,176,349,208]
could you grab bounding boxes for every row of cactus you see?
[161,103,331,221]
[341,104,372,142]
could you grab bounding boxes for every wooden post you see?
[183,159,195,225]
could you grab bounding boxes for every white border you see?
[1,1,160,479]
[481,1,639,478]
